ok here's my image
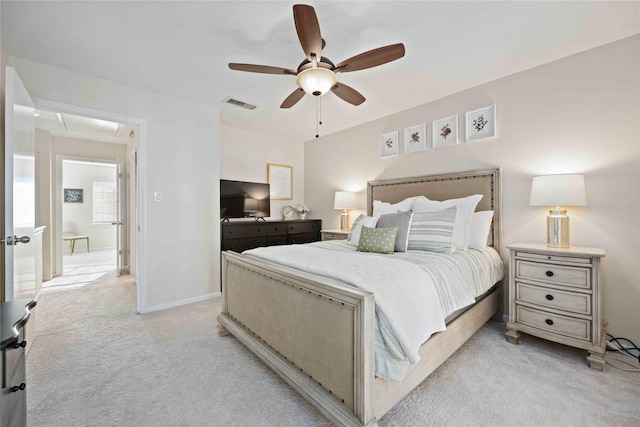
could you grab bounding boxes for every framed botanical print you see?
[380,131,399,158]
[466,105,497,142]
[404,123,427,153]
[433,115,459,148]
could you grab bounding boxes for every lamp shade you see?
[296,67,337,96]
[334,191,356,210]
[530,174,586,207]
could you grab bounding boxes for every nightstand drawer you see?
[515,251,592,265]
[516,282,591,315]
[516,305,590,341]
[516,260,590,289]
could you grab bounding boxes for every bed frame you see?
[217,168,502,426]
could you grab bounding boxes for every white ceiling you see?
[2,1,639,142]
[35,110,137,144]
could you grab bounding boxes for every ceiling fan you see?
[228,4,406,109]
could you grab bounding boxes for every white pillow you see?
[468,211,494,251]
[412,194,483,251]
[372,197,415,217]
[346,214,378,247]
[407,206,457,253]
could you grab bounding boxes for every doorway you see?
[34,109,138,297]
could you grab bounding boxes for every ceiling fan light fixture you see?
[296,67,337,96]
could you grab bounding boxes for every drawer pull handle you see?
[545,294,554,301]
[13,340,27,349]
[545,319,554,326]
[10,383,26,393]
[545,271,554,277]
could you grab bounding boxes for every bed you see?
[217,167,503,426]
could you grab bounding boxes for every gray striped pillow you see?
[407,206,458,253]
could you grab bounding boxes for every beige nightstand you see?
[321,229,349,241]
[505,243,607,370]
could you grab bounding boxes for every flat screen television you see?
[220,179,270,220]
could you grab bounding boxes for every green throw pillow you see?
[357,226,398,254]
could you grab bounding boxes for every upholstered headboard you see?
[367,168,502,250]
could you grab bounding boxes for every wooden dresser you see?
[1,299,37,427]
[221,219,322,253]
[505,243,607,370]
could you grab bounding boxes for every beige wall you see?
[304,36,640,344]
[14,57,220,311]
[220,125,305,220]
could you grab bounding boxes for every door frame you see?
[33,98,148,313]
[57,156,122,273]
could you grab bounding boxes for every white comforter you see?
[245,245,447,366]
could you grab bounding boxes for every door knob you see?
[1,236,30,245]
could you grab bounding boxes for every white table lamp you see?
[334,191,356,231]
[530,174,586,248]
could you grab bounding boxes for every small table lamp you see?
[334,191,356,231]
[530,174,586,248]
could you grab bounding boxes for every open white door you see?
[115,161,126,276]
[4,67,36,301]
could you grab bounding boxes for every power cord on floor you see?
[606,334,640,372]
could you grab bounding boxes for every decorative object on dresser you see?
[529,174,587,248]
[1,299,37,427]
[296,204,310,219]
[334,191,356,231]
[221,219,321,253]
[506,243,607,370]
[321,229,349,241]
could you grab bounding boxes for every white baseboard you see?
[144,292,221,313]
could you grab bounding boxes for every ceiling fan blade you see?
[335,43,406,73]
[331,83,366,106]
[293,4,323,61]
[280,88,306,109]
[229,63,296,75]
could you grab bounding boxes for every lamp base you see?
[547,209,569,248]
[340,210,350,231]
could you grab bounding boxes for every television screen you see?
[220,179,270,219]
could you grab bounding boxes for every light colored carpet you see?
[28,275,640,426]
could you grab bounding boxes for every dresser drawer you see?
[2,326,25,389]
[267,235,288,246]
[516,305,590,341]
[222,237,267,252]
[516,282,591,315]
[516,260,590,289]
[515,251,592,265]
[267,223,287,235]
[2,356,26,427]
[221,223,267,238]
[288,221,318,234]
[288,232,319,245]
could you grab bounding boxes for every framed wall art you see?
[268,163,293,200]
[433,115,459,148]
[404,123,427,153]
[380,131,399,158]
[465,105,496,142]
[64,188,83,203]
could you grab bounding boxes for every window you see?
[93,181,117,223]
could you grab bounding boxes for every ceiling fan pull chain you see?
[316,96,320,138]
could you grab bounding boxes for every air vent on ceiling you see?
[223,97,256,110]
